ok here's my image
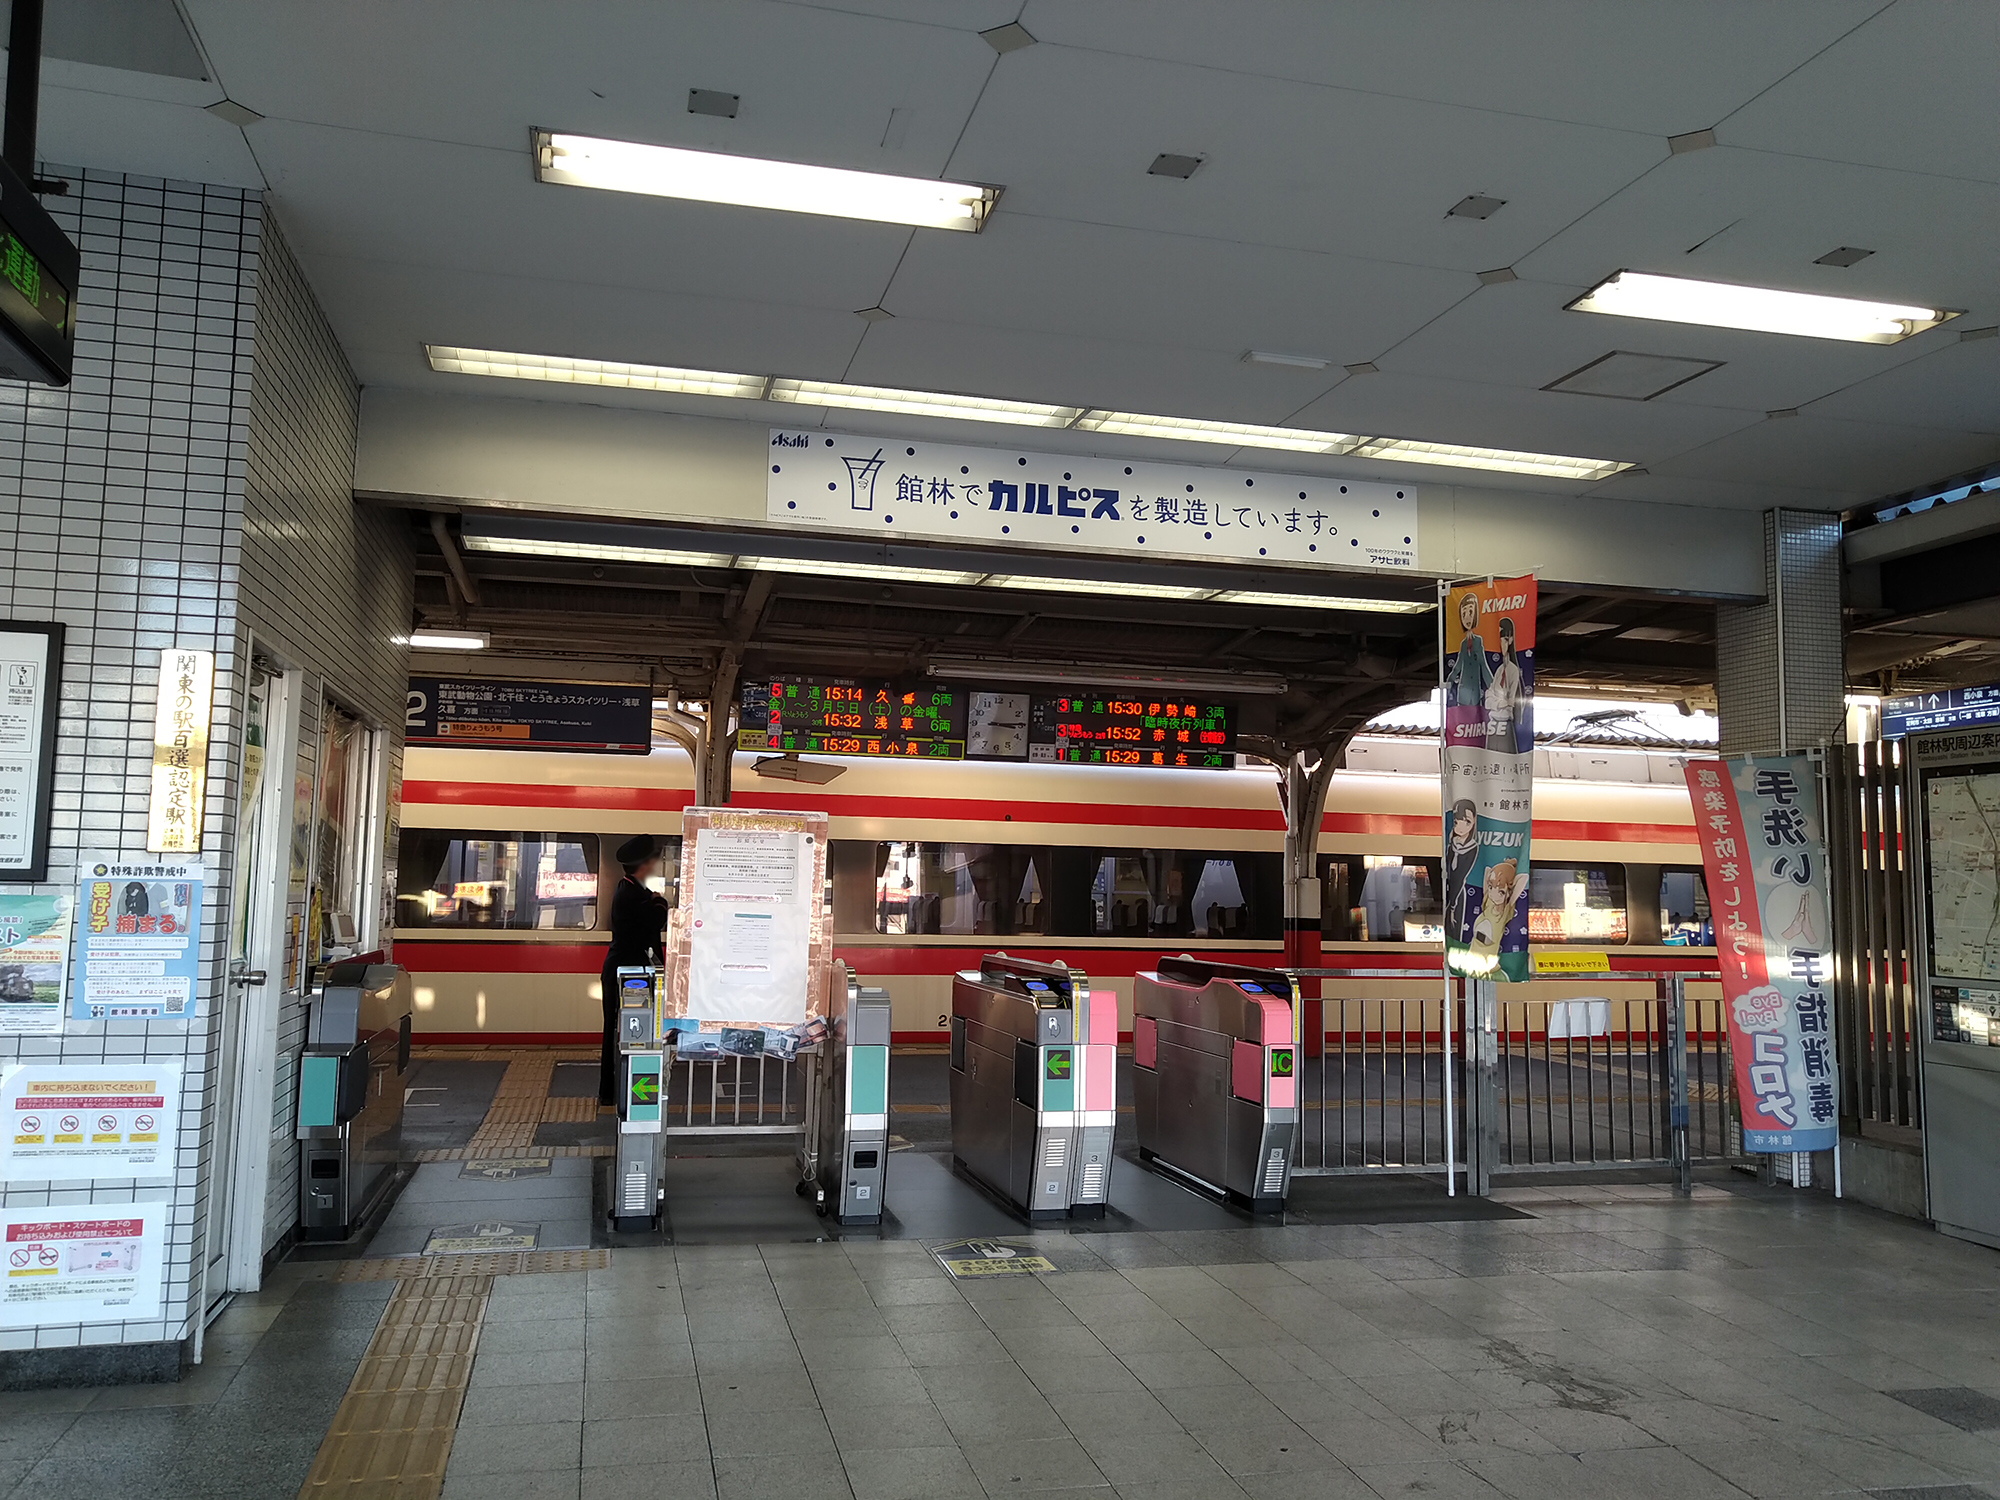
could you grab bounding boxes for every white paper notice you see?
[1,1201,166,1327]
[0,631,52,875]
[1,1063,182,1181]
[687,826,811,1026]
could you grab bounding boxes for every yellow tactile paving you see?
[336,1249,609,1283]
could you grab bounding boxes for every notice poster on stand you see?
[0,891,70,1035]
[1,1063,182,1180]
[1441,576,1537,981]
[1,1201,166,1327]
[72,856,204,1022]
[1683,754,1837,1153]
[685,813,815,1027]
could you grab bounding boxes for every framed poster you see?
[0,622,62,882]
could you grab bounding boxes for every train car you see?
[392,736,1715,1043]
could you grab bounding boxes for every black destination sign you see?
[738,678,965,759]
[406,678,653,753]
[1028,692,1233,769]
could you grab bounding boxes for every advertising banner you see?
[406,678,652,753]
[0,1201,166,1327]
[1442,576,1537,980]
[72,856,204,1022]
[1,1062,182,1181]
[768,429,1420,574]
[0,890,69,1036]
[1684,755,1837,1153]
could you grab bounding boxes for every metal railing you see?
[666,1051,807,1136]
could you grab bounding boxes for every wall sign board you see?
[0,622,62,881]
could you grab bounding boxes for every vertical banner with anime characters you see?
[1441,576,1537,981]
[1683,755,1837,1153]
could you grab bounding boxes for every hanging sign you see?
[0,623,61,880]
[767,430,1419,573]
[0,890,69,1036]
[0,1202,166,1328]
[1683,755,1837,1153]
[1441,576,1537,981]
[72,856,204,1022]
[405,677,652,753]
[0,1062,181,1180]
[146,647,214,853]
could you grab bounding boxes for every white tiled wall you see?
[0,169,409,1366]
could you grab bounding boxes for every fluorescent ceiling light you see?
[768,377,1081,428]
[1244,350,1331,370]
[745,556,985,587]
[1568,270,1958,344]
[460,533,734,568]
[426,345,765,399]
[988,575,1213,601]
[1211,590,1429,614]
[534,129,1000,232]
[1346,437,1628,483]
[408,630,489,650]
[926,657,1288,695]
[1073,410,1360,454]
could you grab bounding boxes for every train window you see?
[1319,855,1444,943]
[1528,863,1629,944]
[1061,848,1281,940]
[869,843,1052,936]
[1660,866,1712,946]
[395,831,606,930]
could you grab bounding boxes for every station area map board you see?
[1925,769,2000,982]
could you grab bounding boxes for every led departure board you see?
[738,677,966,758]
[1028,692,1234,769]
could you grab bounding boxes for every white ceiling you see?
[26,0,2000,511]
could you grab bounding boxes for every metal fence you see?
[1291,967,1742,1185]
[666,1051,806,1135]
[1824,738,1922,1136]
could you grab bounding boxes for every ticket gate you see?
[801,970,891,1224]
[612,966,665,1233]
[950,953,1116,1218]
[297,962,413,1238]
[1133,956,1298,1213]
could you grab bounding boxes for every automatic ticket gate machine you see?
[801,963,892,1224]
[613,965,667,1233]
[950,953,1117,1218]
[1132,956,1298,1213]
[297,962,414,1238]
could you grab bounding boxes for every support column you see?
[704,652,739,807]
[1716,509,1844,755]
[1282,748,1336,1057]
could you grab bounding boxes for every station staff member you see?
[600,834,673,1106]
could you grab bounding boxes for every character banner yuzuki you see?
[1441,576,1536,981]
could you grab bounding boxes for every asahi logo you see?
[771,432,809,448]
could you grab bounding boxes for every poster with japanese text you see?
[1684,755,1837,1153]
[1442,577,1536,980]
[1,1062,182,1181]
[71,856,204,1022]
[0,890,70,1035]
[1,1201,166,1327]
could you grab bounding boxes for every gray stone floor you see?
[442,1182,2000,1500]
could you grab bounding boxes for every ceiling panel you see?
[41,79,261,188]
[1801,337,2000,435]
[1654,413,2000,498]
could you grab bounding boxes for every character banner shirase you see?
[1441,576,1536,981]
[1682,755,1837,1153]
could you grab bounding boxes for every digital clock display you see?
[1027,692,1234,769]
[738,677,966,758]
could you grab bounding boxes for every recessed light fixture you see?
[989,576,1214,601]
[407,629,489,650]
[460,532,734,568]
[425,345,767,398]
[1447,195,1506,220]
[1544,350,1724,401]
[1073,411,1360,455]
[747,557,986,587]
[1210,591,1429,614]
[768,377,1081,428]
[1814,246,1874,268]
[1148,153,1204,180]
[687,89,739,119]
[980,21,1036,54]
[1244,350,1331,371]
[1569,270,1959,344]
[532,129,1001,232]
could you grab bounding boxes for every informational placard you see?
[737,678,965,758]
[1684,755,1837,1153]
[686,818,814,1026]
[146,647,214,854]
[1,1202,166,1327]
[72,856,204,1022]
[0,890,69,1036]
[1442,576,1536,981]
[1921,764,2000,983]
[1,1062,181,1180]
[406,677,652,753]
[1027,691,1233,769]
[1883,683,2000,739]
[0,622,62,881]
[768,430,1420,573]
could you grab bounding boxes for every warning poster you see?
[1,1202,166,1327]
[1,1063,182,1181]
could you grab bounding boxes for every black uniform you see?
[599,874,672,1104]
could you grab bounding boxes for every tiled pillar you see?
[1716,510,1844,756]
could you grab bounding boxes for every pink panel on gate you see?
[1232,1040,1264,1103]
[1084,1043,1114,1109]
[1134,1015,1158,1070]
[1268,1060,1295,1110]
[1087,989,1119,1044]
[1249,995,1291,1044]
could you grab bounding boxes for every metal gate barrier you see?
[1291,966,1744,1193]
[667,1051,807,1136]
